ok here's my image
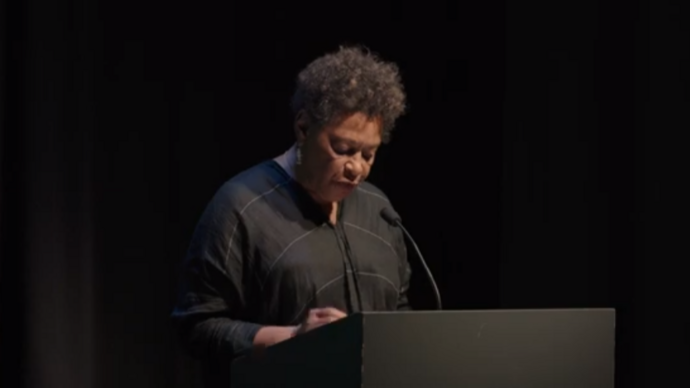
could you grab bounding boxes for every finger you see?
[316,316,337,325]
[311,307,335,318]
[328,308,347,319]
[309,307,343,318]
[311,317,333,325]
[313,307,347,319]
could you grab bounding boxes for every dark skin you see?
[294,111,382,224]
[252,111,383,348]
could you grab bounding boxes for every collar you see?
[273,143,298,180]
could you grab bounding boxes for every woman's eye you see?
[334,147,352,155]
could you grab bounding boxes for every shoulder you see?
[355,181,393,206]
[215,161,289,206]
[204,161,291,222]
[351,181,401,224]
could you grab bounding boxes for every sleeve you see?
[395,228,413,311]
[171,185,262,360]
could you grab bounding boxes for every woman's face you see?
[296,112,382,205]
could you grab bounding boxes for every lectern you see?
[231,309,615,388]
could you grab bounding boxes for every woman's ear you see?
[294,110,309,143]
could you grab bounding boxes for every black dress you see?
[171,159,411,384]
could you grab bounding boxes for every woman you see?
[171,45,410,383]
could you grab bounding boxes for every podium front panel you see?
[361,309,615,388]
[230,314,364,388]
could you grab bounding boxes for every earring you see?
[296,144,303,165]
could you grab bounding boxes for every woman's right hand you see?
[293,307,347,336]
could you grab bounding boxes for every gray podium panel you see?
[231,309,615,388]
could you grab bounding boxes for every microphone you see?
[381,208,442,310]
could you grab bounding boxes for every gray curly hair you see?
[290,46,407,143]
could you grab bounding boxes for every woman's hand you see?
[293,307,347,336]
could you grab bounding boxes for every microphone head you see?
[380,207,401,225]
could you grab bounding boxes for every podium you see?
[231,309,615,388]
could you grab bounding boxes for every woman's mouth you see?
[335,182,357,191]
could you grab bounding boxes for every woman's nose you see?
[344,161,363,182]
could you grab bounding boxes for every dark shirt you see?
[171,159,411,362]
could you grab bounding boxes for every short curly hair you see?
[290,45,407,143]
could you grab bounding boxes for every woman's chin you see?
[331,182,357,199]
[312,183,357,205]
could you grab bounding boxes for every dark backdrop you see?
[1,0,688,387]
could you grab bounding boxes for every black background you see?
[2,0,688,387]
